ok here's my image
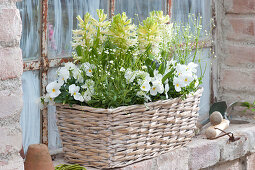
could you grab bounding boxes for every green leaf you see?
[241,102,251,108]
[209,101,227,117]
[75,45,82,56]
[158,62,166,75]
[162,69,174,84]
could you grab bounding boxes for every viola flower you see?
[82,79,95,95]
[181,72,194,86]
[46,81,61,98]
[140,81,150,92]
[69,84,84,102]
[44,94,55,105]
[57,67,70,85]
[80,62,95,77]
[187,62,198,73]
[173,77,185,92]
[65,62,77,71]
[83,90,92,102]
[125,69,137,83]
[136,91,151,102]
[176,63,187,76]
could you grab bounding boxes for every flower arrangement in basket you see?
[42,9,207,169]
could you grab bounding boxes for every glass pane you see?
[115,0,167,24]
[20,71,41,153]
[47,0,108,59]
[197,48,211,116]
[48,68,62,150]
[172,0,212,36]
[16,0,41,60]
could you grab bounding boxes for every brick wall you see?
[214,0,255,104]
[0,0,24,169]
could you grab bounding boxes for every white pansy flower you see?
[181,72,194,86]
[125,68,136,83]
[80,62,96,77]
[46,81,61,98]
[187,62,198,73]
[83,90,92,102]
[65,62,77,71]
[57,67,70,85]
[176,63,187,76]
[72,68,83,83]
[136,91,151,102]
[152,70,163,82]
[69,84,84,102]
[44,94,55,105]
[150,81,164,96]
[173,77,185,92]
[150,86,158,96]
[82,79,95,95]
[140,81,150,92]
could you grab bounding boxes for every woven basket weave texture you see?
[56,88,203,169]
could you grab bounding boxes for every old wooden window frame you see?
[22,0,213,146]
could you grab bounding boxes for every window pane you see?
[197,48,211,116]
[115,0,167,24]
[47,0,108,59]
[172,0,212,36]
[48,68,62,150]
[16,0,41,60]
[20,71,41,153]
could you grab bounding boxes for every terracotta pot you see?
[24,144,54,170]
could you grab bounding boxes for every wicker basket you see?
[56,88,203,169]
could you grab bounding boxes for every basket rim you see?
[56,87,203,113]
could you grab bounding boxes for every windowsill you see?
[52,123,255,170]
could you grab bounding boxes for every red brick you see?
[220,69,255,91]
[247,153,255,170]
[224,16,255,41]
[0,8,22,44]
[225,45,255,68]
[224,0,255,14]
[0,47,23,80]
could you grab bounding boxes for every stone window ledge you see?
[53,124,255,170]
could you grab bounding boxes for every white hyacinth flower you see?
[140,81,150,92]
[173,77,185,92]
[46,81,61,98]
